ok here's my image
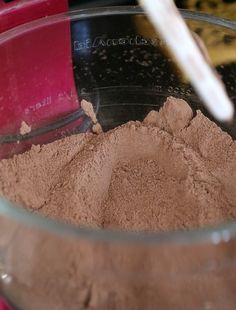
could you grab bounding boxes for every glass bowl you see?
[0,7,236,310]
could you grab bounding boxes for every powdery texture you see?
[0,96,236,231]
[81,99,98,124]
[20,121,31,135]
[81,99,103,134]
[1,96,236,310]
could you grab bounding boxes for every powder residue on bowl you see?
[81,99,103,134]
[20,121,31,135]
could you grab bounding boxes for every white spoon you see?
[139,0,234,122]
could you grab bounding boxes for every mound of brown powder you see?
[0,96,236,232]
[1,96,236,310]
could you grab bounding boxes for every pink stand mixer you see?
[0,0,87,159]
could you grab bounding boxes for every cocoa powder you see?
[1,97,236,310]
[19,121,31,135]
[0,96,236,231]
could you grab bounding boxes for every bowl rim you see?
[0,6,236,45]
[0,6,236,246]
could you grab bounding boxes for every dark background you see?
[69,0,235,10]
[69,1,181,8]
[68,0,236,20]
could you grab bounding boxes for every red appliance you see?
[0,0,81,158]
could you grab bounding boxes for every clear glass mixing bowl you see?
[0,7,236,310]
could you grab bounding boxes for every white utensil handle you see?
[140,0,234,121]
